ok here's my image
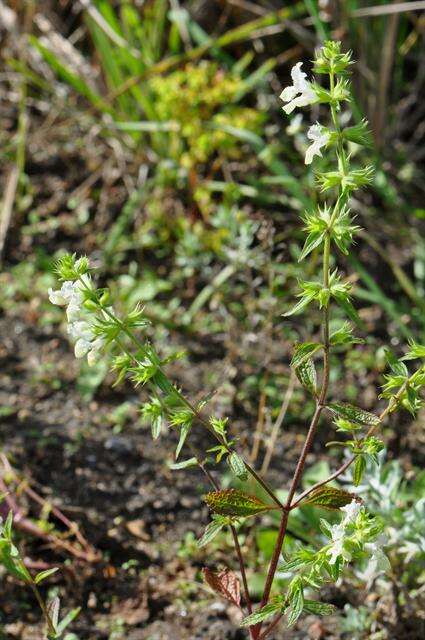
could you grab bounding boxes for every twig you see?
[290,376,414,509]
[261,370,297,475]
[0,166,19,263]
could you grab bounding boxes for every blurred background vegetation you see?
[0,1,424,639]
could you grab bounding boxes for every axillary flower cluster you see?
[49,257,104,366]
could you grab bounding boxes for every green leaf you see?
[228,452,248,481]
[334,418,362,433]
[35,567,59,585]
[197,516,228,548]
[385,349,408,377]
[151,415,163,440]
[302,486,356,510]
[140,399,163,440]
[329,322,363,346]
[3,510,13,539]
[303,600,336,615]
[402,340,425,361]
[241,601,283,627]
[291,342,322,369]
[287,580,304,627]
[333,292,362,325]
[283,293,315,317]
[328,403,379,426]
[203,489,274,518]
[0,539,31,583]
[295,358,317,394]
[175,421,192,459]
[298,231,325,262]
[56,607,81,635]
[353,455,366,486]
[168,457,198,470]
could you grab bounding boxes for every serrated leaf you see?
[303,600,336,615]
[329,322,363,346]
[241,601,283,627]
[202,567,241,606]
[302,486,356,510]
[228,452,248,481]
[353,455,366,486]
[295,358,317,394]
[385,349,408,377]
[279,557,306,573]
[402,340,425,361]
[287,584,304,627]
[291,342,322,369]
[283,293,315,317]
[197,516,227,548]
[319,518,334,538]
[328,403,379,426]
[204,489,274,518]
[169,457,198,470]
[35,567,59,585]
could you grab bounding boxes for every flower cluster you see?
[324,499,389,582]
[48,258,104,366]
[279,62,317,114]
[326,499,362,564]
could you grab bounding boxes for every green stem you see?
[78,278,284,509]
[29,582,56,638]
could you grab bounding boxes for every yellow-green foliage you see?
[149,61,264,167]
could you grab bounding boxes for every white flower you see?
[305,123,329,165]
[359,537,390,585]
[328,524,352,564]
[67,320,93,341]
[74,338,91,359]
[87,338,104,367]
[340,499,361,524]
[48,287,67,306]
[280,62,317,114]
[48,281,79,306]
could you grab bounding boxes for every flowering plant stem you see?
[47,42,425,640]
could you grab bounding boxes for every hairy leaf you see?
[302,486,356,510]
[204,489,273,517]
[295,358,317,394]
[283,292,316,317]
[287,580,304,627]
[291,342,322,369]
[353,455,366,486]
[241,601,283,627]
[303,600,336,615]
[328,402,379,426]
[202,567,241,606]
[198,516,228,548]
[228,452,248,481]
